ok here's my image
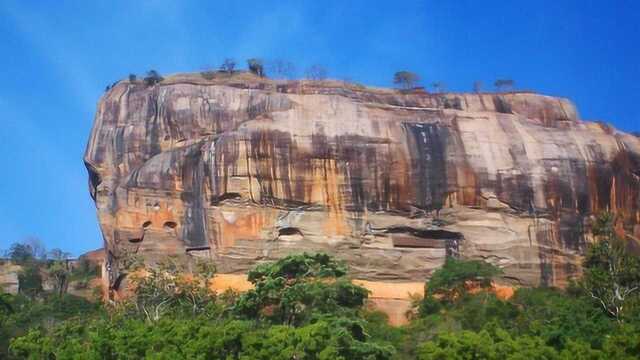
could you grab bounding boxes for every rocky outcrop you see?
[0,261,20,294]
[84,73,640,297]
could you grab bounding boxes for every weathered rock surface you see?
[84,73,640,296]
[0,261,21,294]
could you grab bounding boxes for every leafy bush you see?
[9,316,395,360]
[1,293,98,358]
[233,253,369,326]
[422,257,502,308]
[417,328,560,360]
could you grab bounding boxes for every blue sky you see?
[1,1,638,256]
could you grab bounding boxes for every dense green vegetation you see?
[2,213,640,359]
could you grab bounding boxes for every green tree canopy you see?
[427,257,502,302]
[233,253,369,326]
[7,243,35,265]
[582,212,640,321]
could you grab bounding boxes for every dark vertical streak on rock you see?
[450,117,479,206]
[403,123,448,211]
[534,221,555,287]
[181,143,208,248]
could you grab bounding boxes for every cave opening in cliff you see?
[386,226,463,249]
[211,192,242,205]
[142,221,152,229]
[386,226,462,239]
[186,246,211,255]
[163,221,177,230]
[278,227,303,236]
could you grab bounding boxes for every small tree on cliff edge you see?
[431,82,446,93]
[581,212,640,322]
[7,243,35,265]
[473,81,483,93]
[494,79,515,92]
[393,71,420,89]
[220,58,236,74]
[305,64,328,80]
[247,58,265,77]
[144,70,164,86]
[269,59,296,79]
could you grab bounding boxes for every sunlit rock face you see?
[85,74,640,295]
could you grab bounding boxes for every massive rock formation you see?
[85,72,640,297]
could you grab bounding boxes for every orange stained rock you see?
[353,279,424,299]
[108,270,516,326]
[392,151,412,208]
[586,165,601,214]
[210,273,253,292]
[87,80,640,296]
[209,275,515,303]
[367,298,414,326]
[314,158,349,236]
[465,281,515,300]
[456,163,480,207]
[217,209,275,248]
[114,199,181,232]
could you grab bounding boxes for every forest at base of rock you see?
[1,213,640,360]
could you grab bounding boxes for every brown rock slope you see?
[84,73,640,296]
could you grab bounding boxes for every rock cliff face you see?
[85,73,640,296]
[0,262,20,294]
